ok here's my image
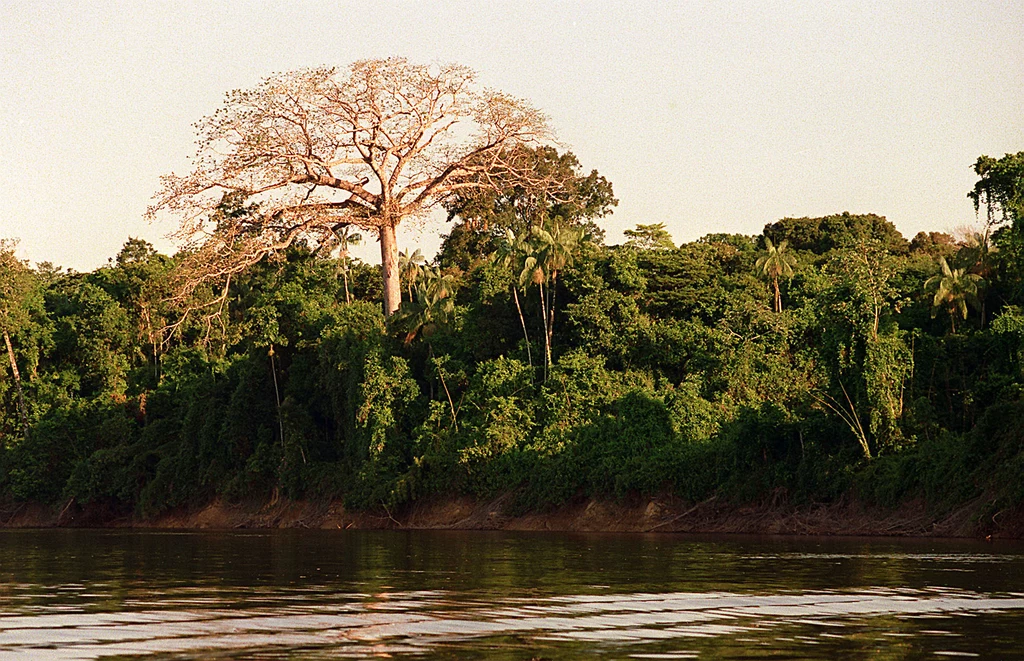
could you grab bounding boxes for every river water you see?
[1,529,1023,659]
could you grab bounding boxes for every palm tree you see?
[960,228,996,275]
[394,267,459,425]
[756,237,797,313]
[395,266,457,346]
[492,229,534,369]
[925,256,984,333]
[957,227,996,327]
[527,219,588,379]
[399,248,427,302]
[331,225,362,303]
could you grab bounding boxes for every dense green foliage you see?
[3,153,1024,524]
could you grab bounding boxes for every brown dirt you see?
[3,491,1022,538]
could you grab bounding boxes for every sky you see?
[1,0,1022,271]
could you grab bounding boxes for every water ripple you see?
[0,587,1022,660]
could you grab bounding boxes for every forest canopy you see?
[2,142,1024,525]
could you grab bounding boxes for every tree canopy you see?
[149,58,553,316]
[436,146,617,270]
[969,152,1024,226]
[624,223,675,251]
[763,212,908,256]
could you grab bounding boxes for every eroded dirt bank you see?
[3,493,1022,538]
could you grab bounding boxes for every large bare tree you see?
[148,58,552,316]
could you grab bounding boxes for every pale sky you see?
[1,1,1022,270]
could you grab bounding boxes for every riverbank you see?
[3,492,1021,538]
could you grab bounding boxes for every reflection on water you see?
[0,530,1022,659]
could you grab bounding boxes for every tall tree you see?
[969,153,1024,302]
[492,228,534,368]
[816,239,912,454]
[623,223,675,250]
[399,249,427,303]
[100,238,172,382]
[523,220,588,377]
[444,146,616,236]
[437,146,616,270]
[0,240,31,438]
[835,237,902,340]
[330,225,362,304]
[149,58,551,317]
[755,238,796,313]
[955,228,995,326]
[969,152,1024,227]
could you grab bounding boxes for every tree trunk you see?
[379,223,402,317]
[538,282,551,380]
[511,286,532,368]
[547,272,558,366]
[269,346,285,447]
[269,346,304,465]
[341,254,352,304]
[432,350,458,431]
[773,277,782,313]
[4,330,29,438]
[142,304,159,381]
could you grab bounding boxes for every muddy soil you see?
[2,491,1020,538]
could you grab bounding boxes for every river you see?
[0,529,1022,659]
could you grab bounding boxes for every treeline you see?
[2,151,1024,522]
